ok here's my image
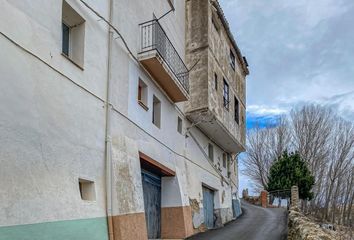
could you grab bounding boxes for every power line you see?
[79,0,139,63]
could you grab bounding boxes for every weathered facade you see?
[186,0,248,154]
[0,0,248,240]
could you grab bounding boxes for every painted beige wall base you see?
[161,206,194,239]
[111,213,148,240]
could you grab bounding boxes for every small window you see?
[214,73,218,90]
[208,143,214,162]
[62,0,85,67]
[152,95,161,128]
[177,117,183,134]
[223,153,227,168]
[227,154,231,177]
[235,97,240,124]
[230,50,236,70]
[223,79,229,110]
[78,178,96,201]
[138,79,148,110]
[62,23,70,56]
[212,17,219,33]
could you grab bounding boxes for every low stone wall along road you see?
[188,200,288,240]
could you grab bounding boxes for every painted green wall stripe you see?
[0,217,109,240]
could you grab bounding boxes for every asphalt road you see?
[188,200,288,240]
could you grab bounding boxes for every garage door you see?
[142,170,161,239]
[202,186,215,229]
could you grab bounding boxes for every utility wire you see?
[79,0,139,63]
[0,29,224,180]
[79,0,240,188]
[188,130,231,185]
[80,0,241,184]
[79,0,199,75]
[157,9,174,21]
[3,0,239,184]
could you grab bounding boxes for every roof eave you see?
[211,0,250,76]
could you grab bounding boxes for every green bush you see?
[267,151,315,200]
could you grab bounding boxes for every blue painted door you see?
[232,199,242,218]
[142,170,161,239]
[202,186,214,229]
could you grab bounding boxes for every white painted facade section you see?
[0,0,240,232]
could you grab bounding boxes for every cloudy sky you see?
[219,0,354,194]
[220,0,354,125]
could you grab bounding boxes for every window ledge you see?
[138,100,149,111]
[61,53,84,71]
[81,200,97,204]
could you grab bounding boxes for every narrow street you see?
[188,201,288,240]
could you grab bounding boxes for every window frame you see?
[223,79,230,110]
[78,178,96,201]
[208,143,214,162]
[222,153,227,168]
[214,73,218,90]
[230,49,236,70]
[138,78,148,110]
[61,0,86,69]
[62,22,70,57]
[177,116,183,134]
[152,95,161,128]
[234,96,240,124]
[212,16,220,33]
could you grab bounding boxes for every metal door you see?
[232,199,242,218]
[202,186,215,229]
[142,170,161,239]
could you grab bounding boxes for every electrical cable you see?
[1,0,241,186]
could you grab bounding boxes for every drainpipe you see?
[105,0,114,239]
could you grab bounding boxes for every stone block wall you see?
[291,186,299,210]
[288,210,337,240]
[288,186,338,240]
[185,0,247,148]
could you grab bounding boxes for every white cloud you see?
[219,0,354,121]
[321,91,354,119]
[220,0,354,194]
[247,105,287,116]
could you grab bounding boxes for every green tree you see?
[267,151,315,200]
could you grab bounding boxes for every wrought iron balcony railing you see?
[139,19,189,93]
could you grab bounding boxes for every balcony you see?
[186,108,245,153]
[138,19,189,102]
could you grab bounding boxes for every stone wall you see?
[288,186,348,240]
[288,209,338,240]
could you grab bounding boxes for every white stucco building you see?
[0,0,248,239]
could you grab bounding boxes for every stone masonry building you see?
[0,0,248,239]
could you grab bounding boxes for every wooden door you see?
[202,186,215,229]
